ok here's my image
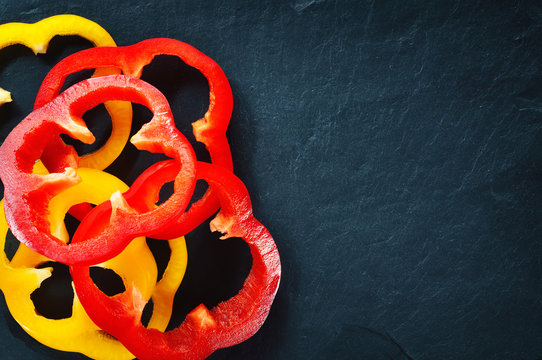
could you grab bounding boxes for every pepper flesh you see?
[0,75,197,266]
[0,14,132,170]
[36,38,233,237]
[71,161,281,360]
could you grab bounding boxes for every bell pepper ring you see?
[0,14,133,170]
[0,167,187,359]
[36,37,233,237]
[71,161,281,360]
[0,74,197,266]
[0,14,116,104]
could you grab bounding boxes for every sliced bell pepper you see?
[70,161,281,360]
[36,38,233,237]
[0,75,197,266]
[0,14,132,170]
[0,166,187,359]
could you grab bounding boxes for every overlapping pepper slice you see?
[0,74,197,266]
[0,14,132,170]
[36,38,233,237]
[71,160,281,360]
[0,166,187,359]
[0,168,156,359]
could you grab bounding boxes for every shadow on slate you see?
[320,325,414,360]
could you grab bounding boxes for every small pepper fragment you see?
[0,88,10,103]
[36,38,233,236]
[0,14,132,170]
[0,75,197,266]
[71,161,281,360]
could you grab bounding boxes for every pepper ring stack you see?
[0,15,281,360]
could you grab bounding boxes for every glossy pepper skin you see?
[36,38,233,237]
[0,75,197,266]
[0,14,132,170]
[71,161,281,360]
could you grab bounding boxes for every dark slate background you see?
[0,0,542,359]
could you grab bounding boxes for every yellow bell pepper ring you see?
[0,167,187,360]
[0,14,132,170]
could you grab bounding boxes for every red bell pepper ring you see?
[70,161,281,360]
[35,38,233,237]
[0,75,196,266]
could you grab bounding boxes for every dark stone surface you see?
[1,0,542,359]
